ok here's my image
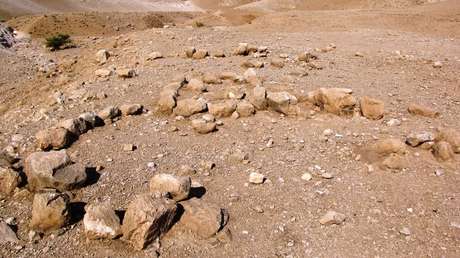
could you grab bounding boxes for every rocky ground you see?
[0,0,459,257]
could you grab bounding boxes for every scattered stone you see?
[122,193,178,250]
[242,60,264,68]
[213,50,226,58]
[228,149,249,163]
[249,172,265,184]
[301,173,312,181]
[360,96,384,120]
[267,91,298,115]
[243,68,261,86]
[219,72,239,81]
[96,49,109,64]
[408,103,439,118]
[30,190,70,232]
[323,129,334,137]
[79,111,103,128]
[307,88,356,116]
[123,144,135,152]
[321,172,334,179]
[434,168,444,176]
[24,150,87,191]
[386,118,401,127]
[236,101,255,117]
[179,199,228,238]
[234,43,250,56]
[192,49,208,59]
[117,68,135,78]
[208,100,237,118]
[57,118,90,136]
[406,132,435,147]
[191,118,216,134]
[157,90,177,114]
[435,128,460,153]
[120,104,143,116]
[36,127,73,150]
[147,51,163,60]
[98,106,121,120]
[298,51,317,62]
[95,68,112,78]
[432,141,455,161]
[0,167,21,196]
[0,220,18,243]
[202,73,222,84]
[399,227,411,236]
[319,211,346,225]
[381,154,407,170]
[187,78,206,92]
[249,86,268,110]
[83,201,122,240]
[178,165,196,176]
[149,173,191,201]
[270,58,285,68]
[174,98,207,117]
[202,114,215,122]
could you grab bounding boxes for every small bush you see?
[45,33,71,50]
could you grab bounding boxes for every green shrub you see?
[45,34,71,50]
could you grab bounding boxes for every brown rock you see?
[270,58,285,68]
[241,60,264,68]
[237,101,255,117]
[24,150,87,191]
[432,141,455,161]
[381,154,408,170]
[307,88,357,116]
[96,49,110,64]
[0,167,21,196]
[36,127,73,150]
[120,104,143,116]
[298,51,317,62]
[0,220,19,243]
[122,193,177,250]
[185,47,196,58]
[435,128,460,153]
[83,201,121,240]
[208,100,237,118]
[149,174,191,201]
[219,72,239,81]
[267,91,298,115]
[319,210,346,225]
[179,199,228,238]
[191,119,217,134]
[30,190,70,232]
[248,86,268,110]
[233,43,249,56]
[406,132,435,147]
[373,139,406,156]
[78,111,103,128]
[187,78,207,92]
[192,49,208,59]
[408,103,439,118]
[117,68,135,78]
[360,96,384,120]
[203,73,222,84]
[57,118,90,136]
[98,106,121,120]
[174,98,207,117]
[243,68,261,86]
[157,93,177,114]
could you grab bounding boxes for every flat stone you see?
[36,127,73,150]
[120,104,143,116]
[319,210,346,225]
[174,98,207,117]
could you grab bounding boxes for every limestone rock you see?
[96,49,109,64]
[147,51,163,60]
[83,201,121,240]
[432,141,455,161]
[208,100,237,118]
[157,93,177,114]
[406,132,435,147]
[174,98,207,117]
[360,96,384,120]
[191,119,216,134]
[117,68,135,78]
[120,104,143,116]
[179,199,228,238]
[319,211,346,225]
[0,220,18,243]
[149,173,191,201]
[307,88,356,116]
[36,127,73,150]
[249,86,268,110]
[24,150,87,191]
[435,128,460,153]
[373,139,406,156]
[187,78,206,92]
[237,101,255,117]
[408,104,439,118]
[122,193,177,250]
[98,106,121,120]
[192,49,208,59]
[249,172,265,184]
[0,167,21,196]
[267,91,298,115]
[30,190,70,232]
[57,118,90,136]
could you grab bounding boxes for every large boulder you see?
[83,201,122,240]
[122,193,178,250]
[360,96,384,120]
[149,174,191,201]
[307,88,357,116]
[30,190,70,232]
[35,127,73,150]
[174,98,207,117]
[0,167,21,196]
[208,100,237,118]
[24,150,87,192]
[267,91,298,115]
[178,199,228,239]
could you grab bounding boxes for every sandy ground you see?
[0,0,459,257]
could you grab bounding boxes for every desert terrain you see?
[0,0,459,257]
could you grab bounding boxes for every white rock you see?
[249,172,265,184]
